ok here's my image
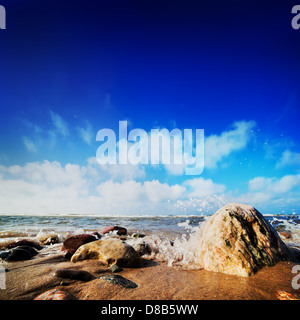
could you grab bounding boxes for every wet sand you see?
[0,244,299,300]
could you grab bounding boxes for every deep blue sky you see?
[0,0,299,214]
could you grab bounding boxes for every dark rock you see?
[99,226,127,236]
[54,269,95,281]
[0,250,11,260]
[1,246,38,261]
[288,245,300,262]
[109,264,122,273]
[279,231,292,239]
[131,232,145,239]
[98,274,138,288]
[61,234,97,260]
[132,242,152,256]
[92,232,101,239]
[6,239,43,251]
[115,227,127,236]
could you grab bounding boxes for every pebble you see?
[109,264,122,273]
[99,226,127,236]
[131,233,145,239]
[54,269,95,281]
[34,289,76,300]
[98,274,138,289]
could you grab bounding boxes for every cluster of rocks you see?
[1,203,299,297]
[0,239,43,261]
[0,225,139,263]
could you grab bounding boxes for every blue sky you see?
[0,0,300,215]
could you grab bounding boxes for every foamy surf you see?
[127,218,208,270]
[0,214,300,269]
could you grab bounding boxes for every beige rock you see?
[71,239,140,267]
[198,203,294,277]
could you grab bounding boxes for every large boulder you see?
[198,203,294,277]
[71,239,140,267]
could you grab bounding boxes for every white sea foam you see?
[127,218,208,270]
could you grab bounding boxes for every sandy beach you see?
[0,242,299,301]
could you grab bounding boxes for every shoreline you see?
[0,243,299,300]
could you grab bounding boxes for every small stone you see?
[131,232,145,239]
[110,264,122,273]
[98,274,138,289]
[99,226,127,236]
[279,231,292,239]
[34,289,76,300]
[54,269,95,281]
[36,230,60,245]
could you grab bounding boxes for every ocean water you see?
[0,214,300,269]
[0,214,207,240]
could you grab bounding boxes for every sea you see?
[1,213,300,268]
[0,213,300,244]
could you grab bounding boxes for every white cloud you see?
[146,121,255,175]
[228,174,300,213]
[1,160,299,215]
[0,159,227,215]
[276,150,300,169]
[249,174,300,194]
[87,156,146,181]
[184,177,226,198]
[205,120,256,169]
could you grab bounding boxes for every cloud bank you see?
[0,157,299,215]
[2,115,299,216]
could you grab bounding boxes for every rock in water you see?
[36,230,60,245]
[71,239,140,267]
[198,203,294,277]
[99,225,127,236]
